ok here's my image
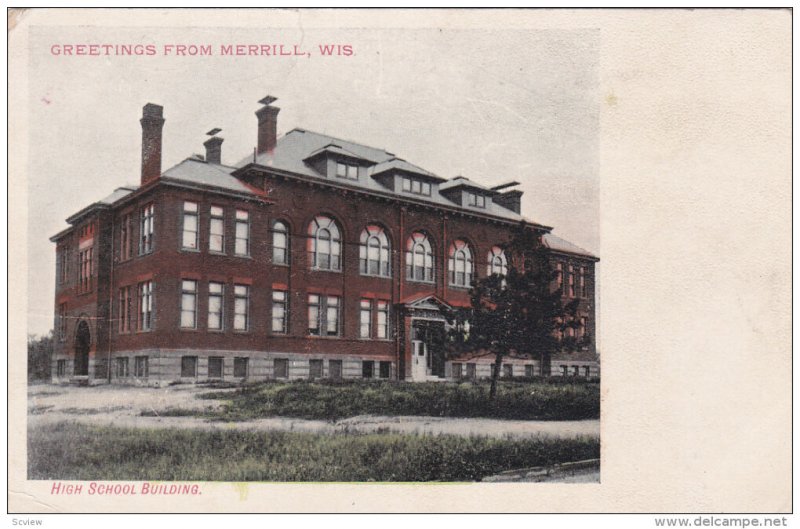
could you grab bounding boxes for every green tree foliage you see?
[28,331,54,382]
[445,223,591,399]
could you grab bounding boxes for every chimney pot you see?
[140,103,165,184]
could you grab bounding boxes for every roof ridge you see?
[286,127,395,158]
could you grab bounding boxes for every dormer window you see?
[336,162,358,180]
[401,177,431,196]
[467,192,486,208]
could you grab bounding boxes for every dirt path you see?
[28,384,600,440]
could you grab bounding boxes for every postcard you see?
[8,8,791,514]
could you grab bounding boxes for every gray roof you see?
[234,128,528,223]
[98,185,138,204]
[369,157,439,179]
[162,158,253,194]
[439,176,494,193]
[543,233,597,259]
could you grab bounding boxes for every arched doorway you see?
[74,320,90,376]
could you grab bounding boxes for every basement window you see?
[208,357,224,379]
[379,361,391,379]
[466,363,476,379]
[234,357,249,378]
[309,359,323,379]
[274,358,289,379]
[329,360,343,380]
[362,361,374,379]
[115,357,129,378]
[181,356,198,378]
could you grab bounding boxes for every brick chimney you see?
[255,95,280,155]
[140,103,165,184]
[204,128,223,164]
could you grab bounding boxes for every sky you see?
[26,24,599,336]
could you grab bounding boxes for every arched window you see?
[486,246,508,277]
[272,220,289,265]
[448,240,473,287]
[308,216,341,271]
[405,232,434,283]
[360,225,391,277]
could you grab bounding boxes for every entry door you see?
[411,340,428,380]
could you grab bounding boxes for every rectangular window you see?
[57,359,66,377]
[118,287,131,333]
[138,281,153,331]
[359,299,372,338]
[209,206,224,253]
[308,294,339,336]
[119,214,132,260]
[272,290,288,334]
[402,177,431,196]
[140,203,155,254]
[558,263,567,295]
[272,222,289,265]
[208,282,224,331]
[466,363,476,379]
[580,267,588,298]
[134,356,149,378]
[525,365,534,378]
[578,317,587,339]
[208,357,224,379]
[234,357,249,378]
[58,303,68,340]
[376,300,389,339]
[180,279,198,328]
[234,210,250,256]
[561,365,568,377]
[274,358,289,379]
[572,365,580,377]
[362,361,374,379]
[309,359,323,379]
[503,364,513,378]
[329,359,343,379]
[58,248,68,284]
[181,356,198,378]
[111,357,126,378]
[452,362,463,379]
[182,201,199,250]
[569,266,576,297]
[379,361,391,379]
[233,285,250,331]
[336,162,358,180]
[584,366,591,378]
[78,247,93,292]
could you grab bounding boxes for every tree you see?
[445,222,590,399]
[28,331,54,382]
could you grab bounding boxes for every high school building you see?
[50,96,599,384]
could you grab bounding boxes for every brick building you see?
[50,96,599,385]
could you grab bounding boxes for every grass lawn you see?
[29,421,600,482]
[190,379,600,422]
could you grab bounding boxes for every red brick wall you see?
[52,171,598,380]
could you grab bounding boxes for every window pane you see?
[184,202,197,212]
[347,165,358,179]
